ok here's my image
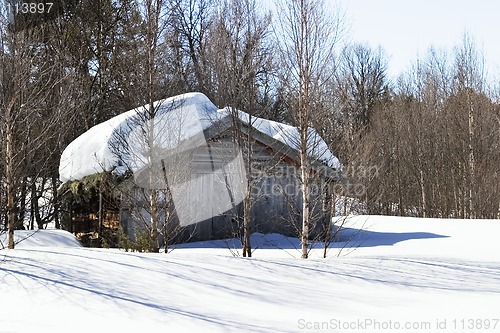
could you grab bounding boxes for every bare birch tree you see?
[93,0,170,252]
[206,0,273,257]
[275,0,344,258]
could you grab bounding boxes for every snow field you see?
[1,215,499,332]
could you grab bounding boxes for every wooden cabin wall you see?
[121,132,333,243]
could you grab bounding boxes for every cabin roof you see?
[59,92,341,183]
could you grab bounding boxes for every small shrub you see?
[132,229,157,252]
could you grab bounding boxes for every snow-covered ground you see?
[1,215,499,332]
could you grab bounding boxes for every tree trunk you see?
[242,196,252,257]
[52,176,60,229]
[150,189,159,252]
[300,121,310,258]
[146,0,160,253]
[32,180,43,229]
[6,120,15,249]
[19,177,27,229]
[419,168,427,218]
[161,160,175,254]
[467,92,475,218]
[98,186,103,238]
[322,184,333,258]
[300,165,310,259]
[242,114,253,258]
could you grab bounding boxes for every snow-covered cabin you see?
[59,93,342,246]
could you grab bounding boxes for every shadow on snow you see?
[336,228,450,248]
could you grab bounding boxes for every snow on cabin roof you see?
[59,92,340,183]
[228,109,341,170]
[59,92,216,183]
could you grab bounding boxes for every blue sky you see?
[335,0,500,79]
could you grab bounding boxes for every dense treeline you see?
[1,0,499,246]
[351,38,500,219]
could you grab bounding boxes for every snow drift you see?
[0,229,82,249]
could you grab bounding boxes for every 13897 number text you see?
[7,2,54,15]
[452,318,499,330]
